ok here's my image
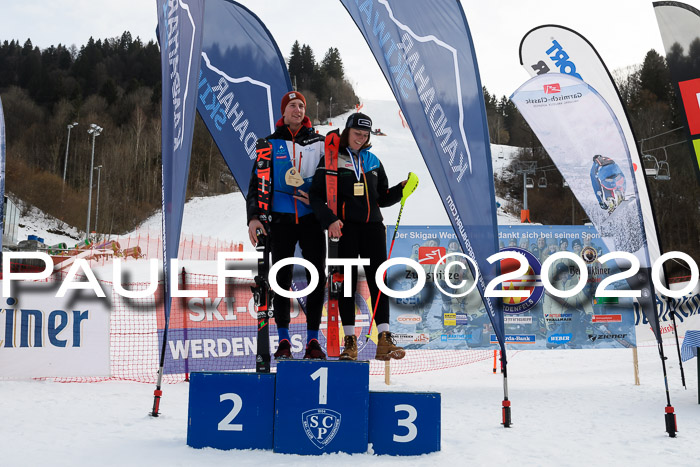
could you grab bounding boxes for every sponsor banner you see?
[635,289,700,342]
[198,0,292,197]
[490,334,537,344]
[592,314,621,323]
[678,78,700,135]
[653,1,700,180]
[386,225,637,350]
[392,332,430,345]
[158,0,205,323]
[504,316,533,324]
[0,97,5,251]
[153,281,376,373]
[519,25,663,264]
[341,0,504,349]
[0,282,111,378]
[510,73,660,343]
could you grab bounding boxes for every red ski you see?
[324,130,341,357]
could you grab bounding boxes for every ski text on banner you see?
[340,0,504,350]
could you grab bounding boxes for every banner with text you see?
[157,0,205,323]
[519,24,663,264]
[155,281,375,373]
[341,0,503,350]
[384,225,637,350]
[0,97,5,252]
[198,0,291,197]
[511,73,661,343]
[0,283,111,378]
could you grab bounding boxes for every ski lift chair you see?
[525,177,534,189]
[655,148,671,181]
[642,154,658,177]
[538,174,548,188]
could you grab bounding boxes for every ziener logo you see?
[301,408,342,449]
[544,83,561,94]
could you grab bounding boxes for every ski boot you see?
[339,335,358,361]
[375,331,406,361]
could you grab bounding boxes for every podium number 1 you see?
[310,367,328,405]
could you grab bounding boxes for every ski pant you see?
[270,219,326,330]
[337,222,390,327]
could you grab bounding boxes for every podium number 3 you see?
[218,393,243,431]
[310,367,328,405]
[394,404,418,443]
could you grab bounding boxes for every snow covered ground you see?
[4,99,699,465]
[1,345,697,465]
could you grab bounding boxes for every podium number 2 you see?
[394,404,418,443]
[218,393,243,431]
[310,367,328,405]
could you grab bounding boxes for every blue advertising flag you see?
[198,0,292,197]
[340,0,504,349]
[0,97,5,252]
[510,73,661,344]
[157,0,205,322]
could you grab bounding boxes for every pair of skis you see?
[253,138,274,373]
[324,131,342,357]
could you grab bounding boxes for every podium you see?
[274,360,369,454]
[186,362,441,455]
[368,391,441,455]
[187,372,275,450]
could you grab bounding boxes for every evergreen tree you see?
[299,44,316,90]
[320,47,344,80]
[639,49,672,103]
[287,40,302,89]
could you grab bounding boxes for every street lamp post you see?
[316,101,319,124]
[86,124,103,240]
[94,165,103,232]
[329,96,333,120]
[62,122,78,195]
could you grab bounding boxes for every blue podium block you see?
[274,360,369,455]
[368,392,441,456]
[187,372,275,450]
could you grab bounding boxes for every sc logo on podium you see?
[274,360,369,455]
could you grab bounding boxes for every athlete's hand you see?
[248,218,266,246]
[328,219,343,239]
[294,189,310,205]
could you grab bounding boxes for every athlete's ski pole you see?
[366,172,419,339]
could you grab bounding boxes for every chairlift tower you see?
[515,161,538,211]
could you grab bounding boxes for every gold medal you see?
[285,167,304,187]
[354,182,364,196]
